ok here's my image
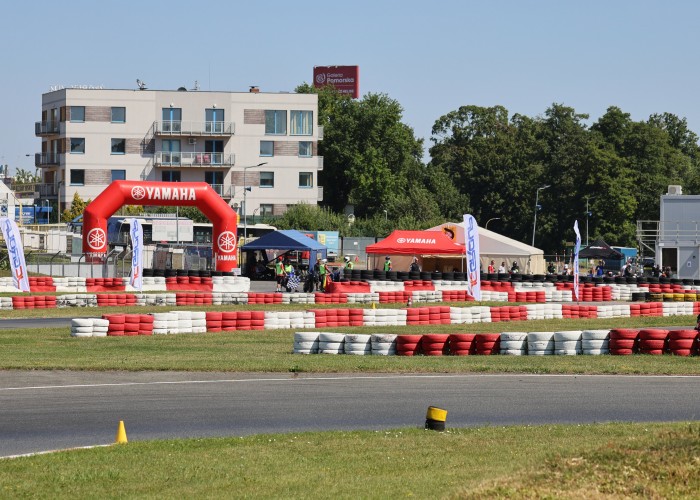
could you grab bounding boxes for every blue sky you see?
[2,0,698,174]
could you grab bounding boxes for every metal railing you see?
[35,153,63,167]
[7,182,58,197]
[152,120,235,136]
[35,121,60,136]
[154,151,235,167]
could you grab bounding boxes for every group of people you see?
[487,260,520,274]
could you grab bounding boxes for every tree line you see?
[287,84,700,254]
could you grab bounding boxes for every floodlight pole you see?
[531,185,551,247]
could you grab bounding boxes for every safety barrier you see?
[292,329,700,356]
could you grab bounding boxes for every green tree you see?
[14,168,39,184]
[62,192,89,222]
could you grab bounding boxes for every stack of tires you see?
[473,333,500,355]
[344,334,372,355]
[581,330,610,355]
[637,329,669,355]
[318,332,345,354]
[553,330,582,355]
[421,334,450,356]
[527,332,555,355]
[667,330,697,356]
[448,333,475,356]
[397,335,422,356]
[371,334,397,355]
[609,329,638,355]
[500,332,527,355]
[293,332,319,354]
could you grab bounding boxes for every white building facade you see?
[35,86,323,220]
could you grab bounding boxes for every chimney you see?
[249,86,260,93]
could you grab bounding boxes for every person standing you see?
[384,256,392,271]
[498,262,506,273]
[318,258,328,292]
[344,256,354,271]
[488,260,496,273]
[274,257,285,293]
[409,257,421,272]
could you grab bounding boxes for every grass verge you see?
[1,423,697,498]
[1,315,699,373]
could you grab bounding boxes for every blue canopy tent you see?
[240,230,328,276]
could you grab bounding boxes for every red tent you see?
[366,230,465,255]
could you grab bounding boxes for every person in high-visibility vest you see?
[318,258,328,292]
[344,256,354,270]
[274,256,285,292]
[384,256,392,271]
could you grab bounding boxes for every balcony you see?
[208,184,236,199]
[318,125,324,140]
[35,153,63,167]
[317,186,323,201]
[152,121,235,137]
[153,151,236,168]
[7,182,58,198]
[317,156,324,171]
[35,121,60,136]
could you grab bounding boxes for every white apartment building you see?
[35,86,323,220]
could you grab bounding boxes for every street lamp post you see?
[485,217,501,230]
[243,162,267,242]
[383,210,388,221]
[585,195,596,247]
[531,184,551,247]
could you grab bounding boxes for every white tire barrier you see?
[371,334,397,355]
[344,334,372,355]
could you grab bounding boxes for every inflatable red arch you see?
[82,180,239,272]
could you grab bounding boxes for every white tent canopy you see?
[427,222,546,274]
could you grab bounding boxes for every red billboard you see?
[313,65,359,98]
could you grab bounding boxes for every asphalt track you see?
[1,371,698,457]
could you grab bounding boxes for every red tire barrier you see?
[421,334,450,356]
[638,329,669,355]
[448,333,475,355]
[473,333,500,355]
[397,335,423,356]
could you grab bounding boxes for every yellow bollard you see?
[371,302,376,309]
[425,406,448,431]
[115,420,128,444]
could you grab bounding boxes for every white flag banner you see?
[129,218,144,292]
[573,220,581,302]
[464,214,482,301]
[0,217,30,292]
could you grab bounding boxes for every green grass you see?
[1,315,699,373]
[1,423,698,498]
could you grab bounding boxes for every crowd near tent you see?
[365,230,465,271]
[240,230,327,269]
[426,222,546,274]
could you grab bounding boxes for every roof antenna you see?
[193,80,199,91]
[136,79,147,90]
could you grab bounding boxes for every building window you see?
[162,108,182,132]
[260,141,274,157]
[111,170,126,182]
[265,110,287,135]
[204,171,223,186]
[111,138,126,154]
[259,171,274,188]
[70,138,85,154]
[111,107,126,123]
[290,111,313,135]
[260,204,273,216]
[70,106,85,122]
[299,141,312,157]
[161,171,181,182]
[205,108,224,133]
[299,172,313,188]
[70,169,85,186]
